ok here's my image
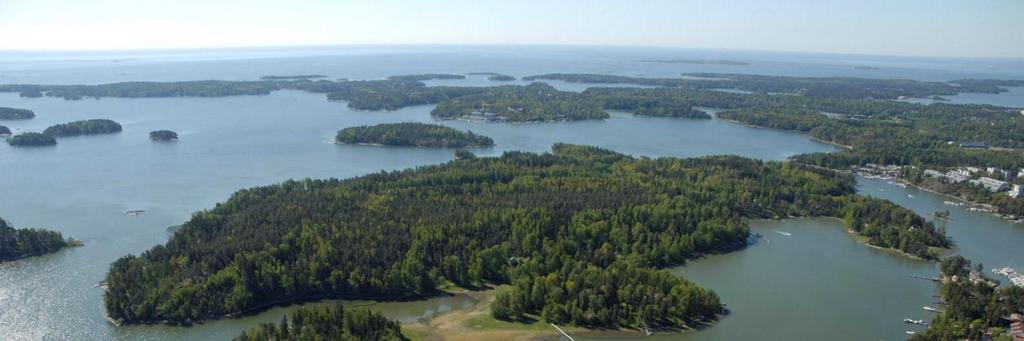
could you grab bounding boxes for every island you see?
[468,72,516,81]
[639,59,749,66]
[149,130,178,141]
[235,304,406,341]
[259,74,327,80]
[103,144,946,328]
[335,122,494,148]
[0,125,10,136]
[6,132,57,147]
[0,106,35,120]
[853,66,881,71]
[430,83,610,122]
[43,119,122,137]
[1,217,81,262]
[386,74,466,81]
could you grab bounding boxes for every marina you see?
[993,267,1024,287]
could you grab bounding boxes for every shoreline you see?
[873,174,1023,225]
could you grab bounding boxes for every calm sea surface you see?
[0,46,1021,340]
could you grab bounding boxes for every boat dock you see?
[993,267,1024,287]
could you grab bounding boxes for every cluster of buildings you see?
[855,163,903,179]
[923,166,1024,198]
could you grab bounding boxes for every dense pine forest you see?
[335,123,494,147]
[43,119,122,137]
[103,144,947,329]
[911,256,1024,340]
[1,217,78,262]
[234,304,407,341]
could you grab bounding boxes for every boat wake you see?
[773,230,792,236]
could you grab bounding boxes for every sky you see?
[0,0,1022,58]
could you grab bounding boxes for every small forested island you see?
[103,144,946,328]
[853,66,881,71]
[43,119,122,137]
[1,217,80,262]
[0,106,35,120]
[431,83,610,122]
[911,256,1024,340]
[335,122,494,148]
[259,74,327,80]
[386,74,466,81]
[234,304,407,341]
[6,132,57,147]
[640,59,749,66]
[468,72,516,81]
[149,130,178,141]
[0,125,10,136]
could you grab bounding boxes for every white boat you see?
[923,306,939,312]
[906,331,916,335]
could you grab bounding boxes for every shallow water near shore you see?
[1,46,1022,340]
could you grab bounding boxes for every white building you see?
[970,177,1009,192]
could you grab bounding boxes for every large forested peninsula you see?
[335,123,494,147]
[0,106,35,120]
[911,256,1024,340]
[1,217,79,262]
[235,304,407,341]
[523,73,1023,99]
[43,119,122,137]
[7,132,57,147]
[103,144,947,328]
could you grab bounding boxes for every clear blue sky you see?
[1,0,1021,58]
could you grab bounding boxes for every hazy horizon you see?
[1,0,1022,59]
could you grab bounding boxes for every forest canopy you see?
[43,119,122,137]
[335,122,494,148]
[6,132,56,147]
[0,106,35,120]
